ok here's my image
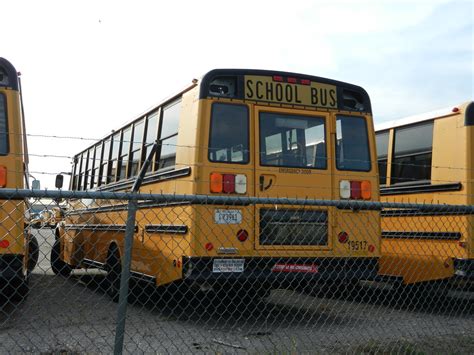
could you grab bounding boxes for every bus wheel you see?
[27,234,39,273]
[51,239,72,277]
[105,247,121,302]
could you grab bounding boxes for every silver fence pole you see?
[113,141,159,354]
[113,199,138,355]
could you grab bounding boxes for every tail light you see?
[338,231,349,243]
[210,173,247,194]
[0,240,10,248]
[0,165,6,188]
[340,180,371,200]
[237,229,248,242]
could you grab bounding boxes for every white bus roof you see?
[375,104,462,132]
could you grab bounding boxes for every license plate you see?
[212,259,245,273]
[214,209,242,224]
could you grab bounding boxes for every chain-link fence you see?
[0,188,473,354]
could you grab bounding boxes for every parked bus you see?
[375,101,473,286]
[0,57,38,301]
[54,69,381,300]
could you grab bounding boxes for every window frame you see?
[0,93,9,156]
[335,115,371,172]
[258,111,327,170]
[128,118,145,178]
[375,130,389,186]
[154,99,182,171]
[390,121,433,185]
[208,102,250,165]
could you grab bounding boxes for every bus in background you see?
[0,57,38,301]
[54,69,380,301]
[375,101,473,287]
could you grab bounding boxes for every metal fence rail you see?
[0,189,472,354]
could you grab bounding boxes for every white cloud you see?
[2,0,472,187]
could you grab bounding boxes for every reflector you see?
[210,173,223,193]
[0,165,6,188]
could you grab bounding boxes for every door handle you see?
[259,175,273,191]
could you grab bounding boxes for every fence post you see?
[113,198,138,355]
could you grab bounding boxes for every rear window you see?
[259,112,327,169]
[336,116,371,171]
[209,103,249,164]
[0,94,8,155]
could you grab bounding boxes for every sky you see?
[2,0,473,188]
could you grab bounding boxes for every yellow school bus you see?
[54,69,381,300]
[375,101,473,285]
[0,58,37,300]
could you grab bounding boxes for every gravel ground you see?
[0,228,472,354]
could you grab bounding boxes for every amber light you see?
[210,173,223,193]
[0,166,6,188]
[361,181,371,200]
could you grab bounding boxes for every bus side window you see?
[375,131,389,185]
[157,100,181,171]
[391,122,433,184]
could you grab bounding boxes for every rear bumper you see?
[182,257,378,286]
[453,258,474,280]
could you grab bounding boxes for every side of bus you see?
[376,101,473,285]
[54,69,381,299]
[0,58,34,300]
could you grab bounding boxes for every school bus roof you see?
[375,101,473,132]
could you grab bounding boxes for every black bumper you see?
[182,257,378,286]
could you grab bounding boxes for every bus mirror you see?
[55,175,64,189]
[32,179,40,190]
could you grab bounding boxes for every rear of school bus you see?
[178,69,380,293]
[0,58,28,298]
[377,101,474,285]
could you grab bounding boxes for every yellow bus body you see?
[59,70,381,291]
[376,101,473,284]
[0,58,29,294]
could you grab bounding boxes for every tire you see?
[51,239,72,277]
[27,234,39,273]
[105,246,121,302]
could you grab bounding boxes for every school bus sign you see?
[245,75,337,108]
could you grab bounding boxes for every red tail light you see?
[237,229,248,242]
[205,242,214,251]
[0,166,6,188]
[223,174,235,193]
[338,232,349,243]
[350,181,361,199]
